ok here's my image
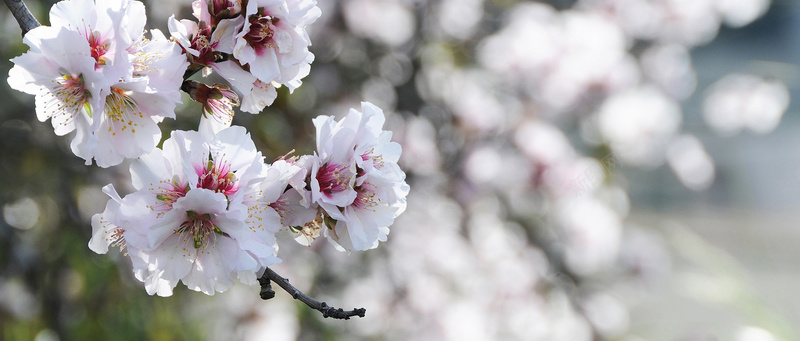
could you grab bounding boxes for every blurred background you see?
[2,0,800,340]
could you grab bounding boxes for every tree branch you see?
[4,0,40,37]
[258,267,366,320]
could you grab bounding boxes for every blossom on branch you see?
[48,0,144,84]
[169,0,318,115]
[90,127,288,296]
[309,102,409,251]
[8,26,106,159]
[89,29,189,167]
[232,0,320,90]
[8,0,188,167]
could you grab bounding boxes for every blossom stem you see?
[258,267,367,320]
[3,0,40,36]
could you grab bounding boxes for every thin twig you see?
[4,0,40,37]
[258,267,366,320]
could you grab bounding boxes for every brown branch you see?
[258,267,366,320]
[4,0,40,37]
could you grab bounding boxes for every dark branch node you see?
[257,275,276,300]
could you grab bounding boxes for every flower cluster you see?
[90,103,407,296]
[8,0,407,297]
[8,0,188,167]
[169,0,320,117]
[90,127,286,296]
[308,102,409,251]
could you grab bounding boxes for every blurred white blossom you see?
[598,86,682,167]
[736,326,777,341]
[433,0,484,41]
[703,74,790,135]
[555,197,623,275]
[343,0,415,47]
[667,134,715,191]
[715,0,770,28]
[640,43,697,100]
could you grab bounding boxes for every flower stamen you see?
[316,162,353,196]
[177,210,222,249]
[197,156,239,196]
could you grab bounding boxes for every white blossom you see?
[193,0,243,27]
[310,102,409,251]
[597,86,682,167]
[232,0,320,89]
[88,29,189,167]
[91,127,284,296]
[8,26,106,159]
[8,0,188,167]
[666,135,715,191]
[48,0,144,83]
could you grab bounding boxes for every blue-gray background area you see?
[629,1,800,211]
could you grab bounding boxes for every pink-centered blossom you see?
[232,0,320,88]
[90,127,285,296]
[170,0,317,114]
[309,102,409,251]
[244,158,319,244]
[8,0,188,167]
[86,29,189,167]
[8,26,106,156]
[48,0,144,83]
[168,14,263,110]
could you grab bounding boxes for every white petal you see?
[240,81,277,113]
[247,48,280,83]
[49,0,97,31]
[213,61,258,94]
[212,17,244,54]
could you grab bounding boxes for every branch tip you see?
[259,267,367,320]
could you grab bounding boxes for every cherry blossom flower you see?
[555,197,622,276]
[168,14,254,85]
[244,158,319,246]
[238,53,311,114]
[7,26,106,159]
[7,0,146,165]
[48,0,145,83]
[597,86,682,167]
[171,0,318,114]
[232,0,320,88]
[89,184,144,255]
[326,168,409,251]
[265,159,318,228]
[310,102,409,251]
[9,0,188,167]
[168,14,273,115]
[666,134,715,191]
[91,127,284,296]
[84,29,189,167]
